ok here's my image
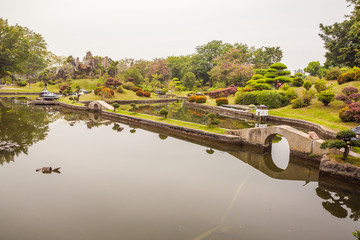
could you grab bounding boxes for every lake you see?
[0,97,359,240]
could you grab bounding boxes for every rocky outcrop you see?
[320,154,360,184]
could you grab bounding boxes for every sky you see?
[0,0,352,72]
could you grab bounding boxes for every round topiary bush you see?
[292,77,304,87]
[303,81,313,90]
[216,97,229,106]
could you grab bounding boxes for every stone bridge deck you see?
[227,125,326,157]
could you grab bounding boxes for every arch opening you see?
[265,134,290,171]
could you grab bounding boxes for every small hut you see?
[256,105,268,116]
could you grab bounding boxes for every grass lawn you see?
[333,154,360,167]
[109,109,226,134]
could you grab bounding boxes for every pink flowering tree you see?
[209,48,254,86]
[146,58,170,82]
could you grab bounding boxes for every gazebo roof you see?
[351,125,360,134]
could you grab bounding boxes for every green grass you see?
[333,154,360,167]
[268,79,360,132]
[109,109,227,134]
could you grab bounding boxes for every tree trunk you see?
[343,145,350,159]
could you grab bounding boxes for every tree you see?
[182,72,196,90]
[320,130,360,159]
[0,18,48,79]
[159,108,168,118]
[192,40,231,85]
[146,58,170,82]
[252,47,283,69]
[304,61,326,78]
[209,47,254,86]
[207,113,220,126]
[303,81,313,90]
[319,1,360,68]
[123,67,144,85]
[112,103,120,112]
[317,89,335,106]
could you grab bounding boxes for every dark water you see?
[0,97,359,240]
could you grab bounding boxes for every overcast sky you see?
[1,0,352,72]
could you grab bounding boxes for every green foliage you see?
[317,89,335,106]
[159,108,168,118]
[321,130,359,159]
[303,81,313,90]
[280,83,290,91]
[123,82,135,90]
[274,76,292,83]
[182,72,196,90]
[253,83,272,91]
[325,67,344,80]
[295,72,303,77]
[130,103,138,111]
[112,103,120,112]
[251,74,263,80]
[123,68,144,85]
[116,86,124,93]
[17,81,27,87]
[281,87,298,101]
[207,113,220,126]
[236,90,288,109]
[270,63,287,70]
[277,70,291,76]
[314,79,328,93]
[291,89,315,108]
[255,69,267,75]
[292,77,304,87]
[0,18,48,78]
[353,230,360,240]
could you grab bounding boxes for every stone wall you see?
[320,154,360,184]
[0,92,39,95]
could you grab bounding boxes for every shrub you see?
[216,98,229,106]
[123,82,135,90]
[264,73,277,78]
[207,113,220,126]
[116,86,124,93]
[255,91,287,109]
[143,91,151,97]
[255,69,267,75]
[17,81,27,87]
[94,86,103,95]
[274,76,292,83]
[277,70,291,76]
[295,72,303,77]
[314,79,328,93]
[291,98,306,109]
[235,91,257,105]
[159,108,168,118]
[130,103,138,111]
[339,102,360,122]
[136,90,144,96]
[292,77,304,87]
[342,87,359,96]
[251,74,263,80]
[337,67,360,84]
[100,87,114,99]
[281,83,290,91]
[317,89,335,106]
[280,87,298,102]
[266,68,278,73]
[349,93,360,102]
[188,95,206,103]
[133,86,142,92]
[303,81,312,90]
[325,67,342,80]
[292,90,315,108]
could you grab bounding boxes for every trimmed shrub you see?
[270,62,287,70]
[264,73,277,78]
[314,79,328,93]
[349,93,360,102]
[303,81,312,90]
[339,103,360,122]
[255,69,267,75]
[143,91,151,97]
[325,67,343,80]
[188,95,207,103]
[292,77,304,87]
[17,81,27,87]
[280,84,290,91]
[112,103,120,112]
[277,70,291,76]
[116,86,124,93]
[274,76,292,83]
[216,98,229,106]
[133,86,142,92]
[266,68,278,73]
[136,90,144,96]
[256,91,287,108]
[100,87,115,99]
[295,72,303,77]
[251,74,263,80]
[337,67,360,84]
[159,108,168,118]
[280,87,298,101]
[317,89,335,106]
[253,83,272,91]
[342,87,359,96]
[123,82,135,90]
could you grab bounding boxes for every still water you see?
[0,98,359,240]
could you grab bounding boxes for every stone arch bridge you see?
[227,125,326,157]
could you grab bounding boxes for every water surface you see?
[0,98,359,240]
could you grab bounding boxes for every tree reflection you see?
[316,187,360,221]
[0,98,58,165]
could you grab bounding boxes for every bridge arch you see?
[227,125,326,157]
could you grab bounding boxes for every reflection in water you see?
[271,135,290,170]
[1,97,360,240]
[318,175,360,221]
[135,103,263,129]
[0,98,58,165]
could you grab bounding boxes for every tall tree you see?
[319,1,360,67]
